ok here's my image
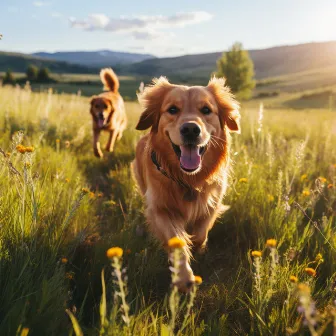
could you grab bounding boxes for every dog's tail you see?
[100,68,119,93]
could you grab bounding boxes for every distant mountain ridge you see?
[0,51,96,74]
[32,50,155,67]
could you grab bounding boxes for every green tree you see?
[37,67,50,82]
[216,42,255,99]
[3,69,15,85]
[26,64,38,81]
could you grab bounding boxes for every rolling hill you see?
[32,50,155,67]
[0,51,97,74]
[122,41,336,80]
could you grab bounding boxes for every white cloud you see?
[131,30,174,41]
[33,1,50,7]
[69,11,212,40]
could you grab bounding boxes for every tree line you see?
[1,65,51,85]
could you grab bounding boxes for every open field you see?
[0,84,335,335]
[2,67,335,109]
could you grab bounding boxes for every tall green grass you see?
[0,84,335,335]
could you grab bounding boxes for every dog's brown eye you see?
[168,106,179,115]
[201,106,211,115]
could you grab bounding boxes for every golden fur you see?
[132,77,240,291]
[90,68,127,157]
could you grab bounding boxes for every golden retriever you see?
[132,77,240,291]
[90,68,127,157]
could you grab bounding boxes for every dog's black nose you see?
[180,122,201,141]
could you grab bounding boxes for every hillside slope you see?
[123,41,336,80]
[32,50,155,67]
[0,51,97,73]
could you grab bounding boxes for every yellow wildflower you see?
[25,146,34,153]
[106,247,123,258]
[327,184,333,189]
[251,250,262,257]
[65,178,70,183]
[300,174,308,182]
[302,189,310,196]
[315,253,324,263]
[266,239,277,248]
[89,192,96,199]
[305,268,316,277]
[289,275,298,283]
[194,275,203,285]
[239,178,248,183]
[267,194,275,202]
[24,162,31,168]
[56,139,60,143]
[65,272,74,280]
[5,152,11,157]
[297,283,311,293]
[97,192,103,198]
[21,328,30,336]
[16,145,26,154]
[61,258,68,264]
[318,176,327,184]
[81,188,89,194]
[167,236,186,249]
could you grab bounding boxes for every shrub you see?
[37,67,51,82]
[3,69,15,85]
[26,64,38,81]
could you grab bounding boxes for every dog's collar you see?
[150,150,198,202]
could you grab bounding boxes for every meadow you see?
[0,83,335,336]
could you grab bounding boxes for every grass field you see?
[2,69,335,110]
[0,83,335,335]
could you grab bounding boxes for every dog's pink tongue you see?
[180,145,201,170]
[98,119,104,128]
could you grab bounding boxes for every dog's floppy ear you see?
[136,77,172,132]
[207,77,241,133]
[90,96,98,106]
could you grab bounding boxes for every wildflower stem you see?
[180,284,197,333]
[253,256,262,300]
[169,248,181,335]
[111,256,130,329]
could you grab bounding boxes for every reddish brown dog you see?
[132,77,240,291]
[90,68,127,158]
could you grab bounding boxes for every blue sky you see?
[1,0,335,57]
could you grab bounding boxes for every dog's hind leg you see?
[105,130,118,152]
[93,129,103,158]
[117,130,123,140]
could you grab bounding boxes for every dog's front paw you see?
[105,145,114,153]
[94,149,103,158]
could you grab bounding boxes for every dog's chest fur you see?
[146,170,227,224]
